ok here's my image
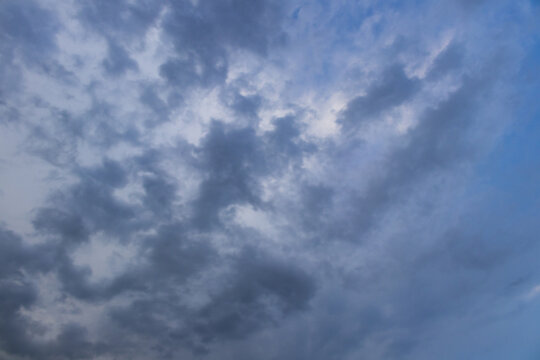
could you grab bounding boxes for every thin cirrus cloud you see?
[0,0,539,359]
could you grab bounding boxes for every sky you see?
[0,0,539,359]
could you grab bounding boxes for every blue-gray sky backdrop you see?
[0,0,540,359]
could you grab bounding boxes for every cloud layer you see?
[1,0,539,359]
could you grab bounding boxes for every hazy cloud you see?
[0,0,539,359]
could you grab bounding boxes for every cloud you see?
[191,121,267,229]
[339,65,421,131]
[426,41,464,80]
[0,0,539,359]
[102,39,138,76]
[158,0,286,92]
[525,284,540,301]
[0,0,60,63]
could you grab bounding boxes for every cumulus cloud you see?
[1,0,539,359]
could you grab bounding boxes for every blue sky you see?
[0,0,539,359]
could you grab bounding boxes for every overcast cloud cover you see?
[0,0,539,359]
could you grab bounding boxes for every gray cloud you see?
[427,42,464,80]
[159,0,286,91]
[0,0,59,63]
[102,39,138,76]
[0,0,538,359]
[320,67,496,242]
[110,247,315,356]
[0,0,61,124]
[77,0,163,40]
[191,121,267,229]
[339,65,421,131]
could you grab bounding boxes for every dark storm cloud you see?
[20,160,145,303]
[25,112,318,349]
[163,0,286,57]
[427,42,464,80]
[0,275,39,358]
[25,98,142,168]
[0,229,55,358]
[32,159,136,241]
[0,228,102,360]
[159,0,286,89]
[77,0,163,39]
[220,88,263,120]
[51,221,213,303]
[78,98,142,149]
[339,65,421,131]
[279,202,538,360]
[6,0,289,164]
[141,175,178,218]
[36,221,314,357]
[102,39,138,76]
[184,250,315,340]
[266,115,307,160]
[159,53,228,89]
[1,0,538,359]
[231,94,262,119]
[376,212,540,354]
[140,85,172,125]
[386,74,488,177]
[0,0,61,122]
[191,121,267,229]
[25,159,205,302]
[191,116,312,229]
[0,0,59,63]
[323,67,494,242]
[34,217,210,304]
[45,323,106,360]
[0,0,73,132]
[7,0,162,160]
[16,113,317,355]
[33,208,89,245]
[298,183,335,234]
[142,222,215,283]
[56,177,135,236]
[81,158,129,188]
[110,247,316,355]
[54,253,109,302]
[25,112,81,167]
[20,136,303,299]
[0,227,55,276]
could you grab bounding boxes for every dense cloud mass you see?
[0,0,539,359]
